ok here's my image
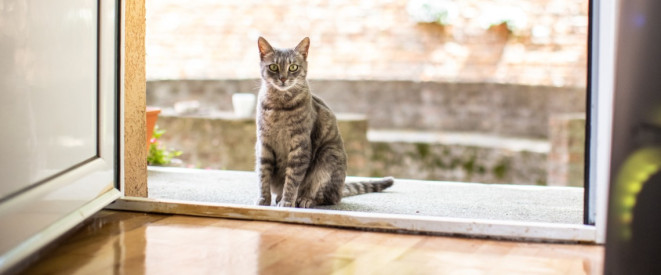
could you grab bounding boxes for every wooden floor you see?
[21,210,604,274]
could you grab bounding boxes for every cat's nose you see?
[280,77,286,83]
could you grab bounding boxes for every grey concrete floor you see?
[148,166,584,224]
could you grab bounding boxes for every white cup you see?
[232,93,256,118]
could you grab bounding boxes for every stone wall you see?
[146,0,588,87]
[153,113,550,185]
[155,112,370,177]
[368,140,548,185]
[547,113,586,186]
[147,79,585,138]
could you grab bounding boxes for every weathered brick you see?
[146,0,588,87]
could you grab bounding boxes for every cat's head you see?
[257,37,309,91]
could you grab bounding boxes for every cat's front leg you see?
[256,143,275,206]
[276,196,294,207]
[278,137,311,207]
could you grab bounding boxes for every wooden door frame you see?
[121,0,148,198]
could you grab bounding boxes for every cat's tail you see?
[342,177,394,197]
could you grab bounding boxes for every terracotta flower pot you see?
[146,107,161,152]
[488,22,511,40]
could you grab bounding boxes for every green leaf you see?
[147,126,182,166]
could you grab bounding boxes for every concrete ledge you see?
[368,130,549,153]
[367,130,549,185]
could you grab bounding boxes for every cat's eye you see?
[268,64,278,71]
[289,64,299,72]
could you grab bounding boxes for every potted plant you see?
[147,125,182,165]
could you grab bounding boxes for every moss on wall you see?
[368,141,546,185]
[492,159,511,180]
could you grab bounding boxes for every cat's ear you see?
[295,37,310,60]
[258,37,274,61]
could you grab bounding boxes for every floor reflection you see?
[21,210,604,274]
[144,224,259,274]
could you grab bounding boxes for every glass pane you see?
[0,0,98,198]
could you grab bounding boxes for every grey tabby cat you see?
[255,36,394,208]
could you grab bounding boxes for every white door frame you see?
[0,1,121,272]
[587,0,618,244]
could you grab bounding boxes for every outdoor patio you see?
[147,166,584,224]
[144,0,589,227]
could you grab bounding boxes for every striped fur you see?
[255,37,394,208]
[342,177,395,197]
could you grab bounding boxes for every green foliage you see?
[407,0,457,26]
[415,143,431,158]
[147,125,182,165]
[462,155,476,175]
[492,159,510,180]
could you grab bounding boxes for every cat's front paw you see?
[276,200,294,207]
[257,196,272,206]
[296,197,315,208]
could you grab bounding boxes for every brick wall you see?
[146,0,588,87]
